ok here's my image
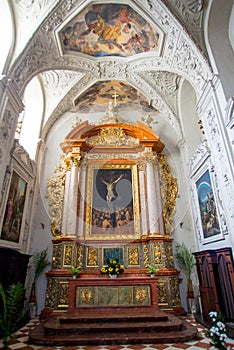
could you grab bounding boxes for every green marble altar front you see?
[75,284,151,307]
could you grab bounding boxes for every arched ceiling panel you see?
[57,3,163,58]
[72,81,157,113]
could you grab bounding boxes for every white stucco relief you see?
[10,0,212,94]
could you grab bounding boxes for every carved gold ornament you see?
[128,246,140,265]
[87,247,98,267]
[157,153,178,235]
[89,127,138,146]
[47,155,66,236]
[135,288,147,303]
[81,289,92,303]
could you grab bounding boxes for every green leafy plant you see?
[147,264,159,276]
[29,249,50,303]
[100,258,125,276]
[205,311,228,349]
[0,282,26,349]
[71,265,81,278]
[31,248,50,284]
[175,242,195,298]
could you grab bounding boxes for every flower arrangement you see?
[147,264,159,276]
[100,258,125,276]
[71,265,81,278]
[205,311,228,349]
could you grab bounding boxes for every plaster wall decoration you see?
[9,0,212,98]
[11,0,58,62]
[189,139,210,175]
[164,0,204,49]
[210,166,228,236]
[204,106,234,234]
[225,97,234,146]
[12,141,36,176]
[138,71,180,113]
[0,166,11,222]
[12,34,57,91]
[128,72,182,137]
[0,110,14,142]
[41,70,82,123]
[141,0,211,89]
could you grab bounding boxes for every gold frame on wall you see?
[86,163,140,241]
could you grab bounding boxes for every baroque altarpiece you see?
[45,118,183,314]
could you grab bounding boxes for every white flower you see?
[209,311,217,317]
[217,321,225,329]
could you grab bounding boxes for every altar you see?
[68,276,159,313]
[45,119,184,316]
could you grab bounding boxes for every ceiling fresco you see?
[60,4,161,57]
[73,81,158,113]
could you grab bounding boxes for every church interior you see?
[0,0,234,348]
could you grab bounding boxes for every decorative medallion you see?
[135,288,147,303]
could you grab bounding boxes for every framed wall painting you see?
[194,167,223,244]
[0,171,27,244]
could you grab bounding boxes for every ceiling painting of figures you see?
[59,4,162,57]
[73,81,157,113]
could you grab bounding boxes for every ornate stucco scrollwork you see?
[47,155,66,236]
[157,153,178,235]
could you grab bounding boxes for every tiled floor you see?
[1,316,234,350]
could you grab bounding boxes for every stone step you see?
[44,314,182,335]
[59,309,169,324]
[29,319,198,346]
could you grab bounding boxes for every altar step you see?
[29,310,198,346]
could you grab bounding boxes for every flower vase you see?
[109,274,117,278]
[150,274,155,278]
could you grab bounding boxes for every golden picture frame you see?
[86,163,140,241]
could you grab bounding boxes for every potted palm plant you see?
[29,249,50,314]
[0,282,26,349]
[175,242,195,312]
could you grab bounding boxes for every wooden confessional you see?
[194,247,234,322]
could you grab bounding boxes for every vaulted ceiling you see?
[8,0,211,156]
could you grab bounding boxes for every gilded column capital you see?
[137,159,146,171]
[145,155,157,167]
[70,155,82,167]
[64,157,71,170]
